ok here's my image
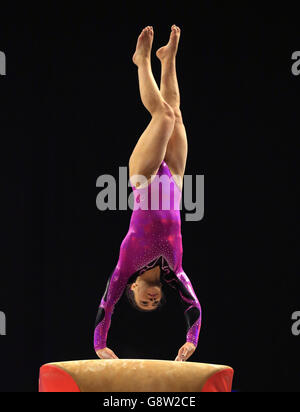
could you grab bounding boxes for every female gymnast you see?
[94,25,201,362]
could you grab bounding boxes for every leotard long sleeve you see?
[94,161,202,351]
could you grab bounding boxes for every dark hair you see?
[125,284,166,312]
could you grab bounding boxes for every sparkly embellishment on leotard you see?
[94,161,202,350]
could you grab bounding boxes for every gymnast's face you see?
[130,278,162,311]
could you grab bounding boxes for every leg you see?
[156,25,187,190]
[130,27,175,186]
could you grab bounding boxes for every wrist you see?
[95,345,106,351]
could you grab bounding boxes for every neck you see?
[139,266,161,283]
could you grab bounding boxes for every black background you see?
[0,2,298,392]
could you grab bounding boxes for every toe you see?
[172,24,180,33]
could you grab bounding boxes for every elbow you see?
[185,305,201,328]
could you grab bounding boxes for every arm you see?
[94,266,128,352]
[163,269,201,359]
[176,271,202,348]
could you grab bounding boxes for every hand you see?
[175,342,196,362]
[96,347,119,359]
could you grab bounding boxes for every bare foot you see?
[156,25,181,61]
[132,26,154,66]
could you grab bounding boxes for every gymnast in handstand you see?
[94,25,201,362]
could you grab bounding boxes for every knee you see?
[163,101,175,119]
[173,107,183,123]
[155,101,175,124]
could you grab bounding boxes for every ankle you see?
[161,55,176,64]
[135,56,151,68]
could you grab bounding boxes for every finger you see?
[177,350,186,361]
[181,352,189,361]
[185,349,194,361]
[179,348,188,359]
[108,350,118,359]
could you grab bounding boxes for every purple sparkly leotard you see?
[94,161,202,351]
